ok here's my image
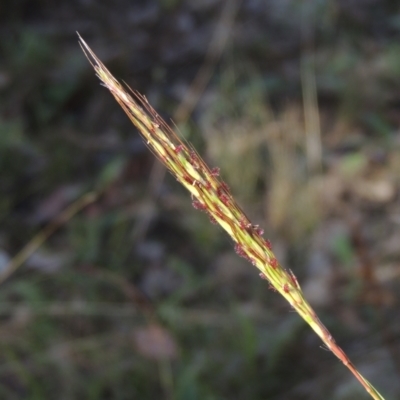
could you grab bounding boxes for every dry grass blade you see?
[78,33,385,400]
[0,192,98,285]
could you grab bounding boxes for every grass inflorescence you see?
[78,34,385,400]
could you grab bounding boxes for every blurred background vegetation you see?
[1,0,400,399]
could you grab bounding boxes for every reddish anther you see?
[270,258,278,269]
[239,217,251,230]
[210,167,220,177]
[189,151,200,169]
[234,243,246,258]
[192,200,207,211]
[264,239,272,250]
[283,283,290,293]
[259,273,267,280]
[234,244,253,264]
[183,176,194,185]
[174,145,184,154]
[254,226,264,235]
[219,194,230,206]
[208,215,218,225]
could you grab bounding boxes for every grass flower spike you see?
[78,34,385,400]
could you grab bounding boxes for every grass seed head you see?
[78,34,386,400]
